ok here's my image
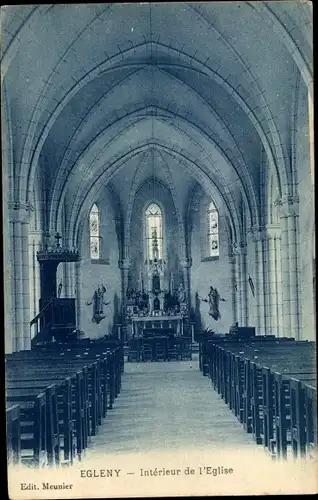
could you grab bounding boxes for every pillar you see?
[232,243,241,326]
[9,202,32,351]
[264,225,281,336]
[250,228,266,336]
[119,258,131,302]
[75,260,82,331]
[235,242,248,326]
[278,196,300,339]
[274,232,284,337]
[228,248,238,326]
[180,258,192,311]
[287,204,300,339]
[28,230,42,322]
[239,243,248,326]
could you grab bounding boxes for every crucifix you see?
[55,232,62,247]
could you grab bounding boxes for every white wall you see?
[3,165,13,353]
[79,196,121,339]
[296,81,315,340]
[190,202,232,334]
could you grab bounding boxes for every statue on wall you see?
[202,286,226,321]
[57,281,63,298]
[178,282,186,303]
[86,284,110,324]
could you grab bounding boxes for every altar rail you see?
[199,336,317,460]
[5,342,123,467]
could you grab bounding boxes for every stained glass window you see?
[146,203,163,260]
[90,203,100,260]
[207,201,219,257]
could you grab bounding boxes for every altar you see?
[124,227,190,340]
[131,314,184,338]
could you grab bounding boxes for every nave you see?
[6,334,317,470]
[2,3,315,496]
[84,355,256,457]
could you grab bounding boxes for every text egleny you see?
[79,466,234,479]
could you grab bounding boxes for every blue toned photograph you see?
[2,2,316,498]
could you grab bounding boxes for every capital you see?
[264,224,281,240]
[8,201,34,223]
[232,240,247,255]
[247,226,263,242]
[278,195,299,218]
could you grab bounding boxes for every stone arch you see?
[67,142,243,251]
[248,1,313,93]
[22,42,288,208]
[49,108,259,233]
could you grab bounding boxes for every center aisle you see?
[84,354,259,457]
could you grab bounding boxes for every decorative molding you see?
[232,240,247,254]
[37,232,80,262]
[8,201,34,223]
[264,224,281,240]
[276,195,300,218]
[37,247,80,262]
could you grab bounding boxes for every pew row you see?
[199,336,316,461]
[6,343,123,468]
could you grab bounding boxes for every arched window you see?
[207,201,219,257]
[145,203,163,260]
[89,203,100,260]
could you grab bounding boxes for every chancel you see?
[3,3,316,481]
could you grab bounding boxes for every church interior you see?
[3,3,316,474]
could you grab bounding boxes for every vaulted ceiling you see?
[2,2,312,236]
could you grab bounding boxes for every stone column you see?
[119,258,131,341]
[278,196,300,339]
[233,243,241,325]
[264,225,281,336]
[287,202,300,339]
[274,232,284,337]
[228,247,238,326]
[236,242,248,326]
[180,258,192,311]
[9,202,32,351]
[250,228,266,336]
[28,230,42,322]
[119,258,131,302]
[75,260,82,331]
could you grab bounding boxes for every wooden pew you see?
[7,353,100,437]
[217,342,314,432]
[205,338,316,461]
[303,382,317,458]
[273,372,316,460]
[6,405,21,465]
[5,392,47,467]
[6,344,123,454]
[6,363,87,459]
[6,384,60,466]
[6,376,74,465]
[5,343,123,468]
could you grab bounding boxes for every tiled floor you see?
[85,355,258,457]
